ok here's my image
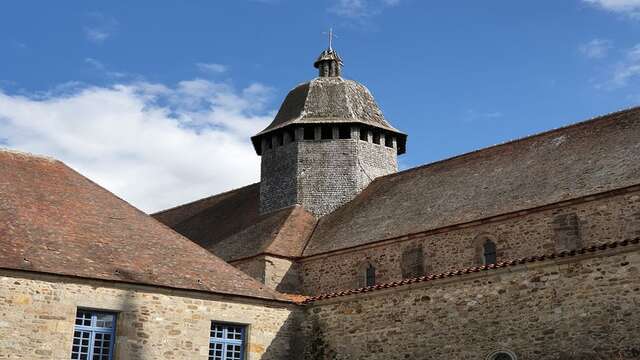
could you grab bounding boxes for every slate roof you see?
[302,107,640,255]
[251,77,407,154]
[153,184,316,261]
[157,107,640,261]
[0,150,289,302]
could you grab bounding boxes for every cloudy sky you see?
[1,0,640,212]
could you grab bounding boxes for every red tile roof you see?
[301,237,640,304]
[0,150,290,302]
[153,185,316,261]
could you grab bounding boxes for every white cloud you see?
[330,0,400,19]
[84,12,118,43]
[84,58,127,79]
[583,0,640,16]
[85,28,110,43]
[462,109,504,123]
[197,63,229,74]
[579,39,612,59]
[609,44,640,86]
[0,79,274,213]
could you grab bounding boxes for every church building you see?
[1,46,640,360]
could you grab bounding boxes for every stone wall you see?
[0,270,301,360]
[260,140,299,215]
[233,255,302,294]
[300,189,640,295]
[296,138,396,216]
[259,128,397,216]
[302,245,640,360]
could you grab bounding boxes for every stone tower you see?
[251,47,407,216]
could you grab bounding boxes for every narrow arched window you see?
[365,264,376,287]
[483,239,497,265]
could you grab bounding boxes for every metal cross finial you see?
[323,28,337,50]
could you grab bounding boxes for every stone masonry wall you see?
[300,189,640,295]
[233,255,302,294]
[0,271,301,360]
[260,141,299,215]
[260,132,397,216]
[302,246,640,360]
[297,139,396,216]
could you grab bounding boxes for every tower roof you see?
[313,49,343,71]
[251,50,407,155]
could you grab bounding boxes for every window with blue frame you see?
[71,309,116,360]
[209,322,246,360]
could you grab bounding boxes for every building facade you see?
[1,47,640,360]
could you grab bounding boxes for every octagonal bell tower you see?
[251,47,407,217]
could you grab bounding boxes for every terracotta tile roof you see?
[302,237,640,304]
[281,293,310,304]
[153,185,316,261]
[0,150,290,302]
[303,107,640,255]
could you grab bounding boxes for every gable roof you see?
[153,184,316,261]
[0,150,289,302]
[303,106,640,255]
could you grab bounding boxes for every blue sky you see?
[1,0,640,211]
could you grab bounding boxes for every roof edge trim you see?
[302,237,640,304]
[0,267,295,305]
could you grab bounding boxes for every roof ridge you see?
[265,205,317,256]
[0,147,59,163]
[152,182,259,216]
[378,105,640,182]
[302,237,640,304]
[262,205,301,254]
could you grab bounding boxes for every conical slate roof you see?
[251,49,407,154]
[256,77,402,135]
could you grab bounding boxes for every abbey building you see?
[1,47,640,360]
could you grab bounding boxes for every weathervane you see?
[323,28,337,51]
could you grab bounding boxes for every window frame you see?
[209,322,247,360]
[482,239,497,265]
[71,308,117,360]
[365,264,376,287]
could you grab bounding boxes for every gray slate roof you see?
[157,106,640,260]
[251,77,406,153]
[302,107,640,255]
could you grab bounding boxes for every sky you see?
[1,0,640,212]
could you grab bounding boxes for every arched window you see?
[483,239,497,265]
[486,350,517,360]
[365,264,376,287]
